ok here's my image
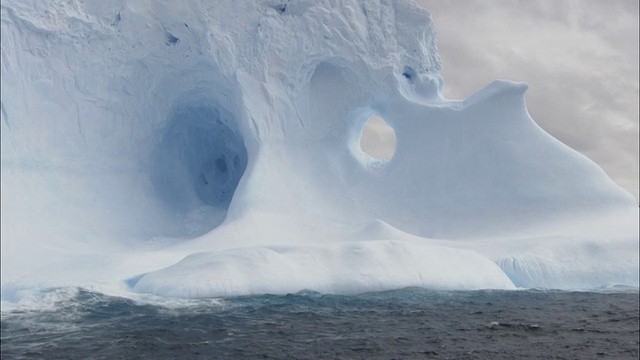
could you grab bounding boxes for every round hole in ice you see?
[151,104,248,220]
[359,115,396,162]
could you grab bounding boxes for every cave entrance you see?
[359,115,396,162]
[152,104,248,233]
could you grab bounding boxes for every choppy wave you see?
[2,287,638,359]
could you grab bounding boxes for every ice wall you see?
[1,0,638,300]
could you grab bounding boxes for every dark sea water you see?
[1,287,638,359]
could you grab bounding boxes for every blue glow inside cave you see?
[151,103,248,220]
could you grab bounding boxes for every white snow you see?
[1,0,638,302]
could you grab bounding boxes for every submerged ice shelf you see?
[1,0,638,301]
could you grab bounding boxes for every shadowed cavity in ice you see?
[151,102,248,232]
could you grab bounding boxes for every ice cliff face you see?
[1,0,638,300]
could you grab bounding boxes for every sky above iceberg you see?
[416,0,639,199]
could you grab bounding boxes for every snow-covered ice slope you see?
[1,0,638,300]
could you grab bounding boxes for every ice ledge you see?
[132,240,516,298]
[464,80,529,108]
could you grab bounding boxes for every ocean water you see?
[1,287,638,359]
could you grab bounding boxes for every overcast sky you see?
[408,0,639,200]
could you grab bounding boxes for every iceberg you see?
[1,0,638,300]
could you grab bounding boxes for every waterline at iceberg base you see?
[1,0,638,301]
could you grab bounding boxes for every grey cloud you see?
[360,116,396,161]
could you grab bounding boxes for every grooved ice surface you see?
[1,0,638,301]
